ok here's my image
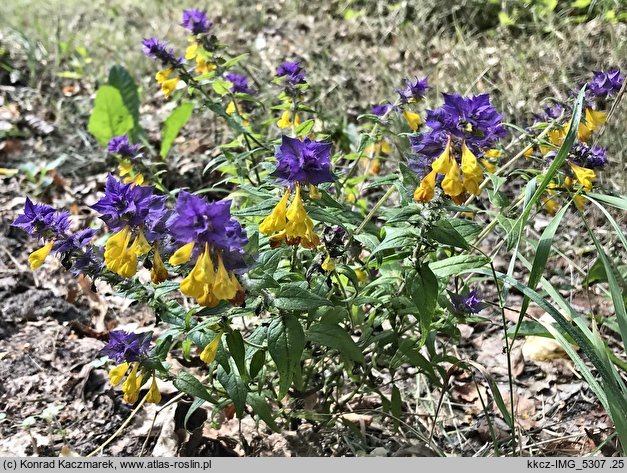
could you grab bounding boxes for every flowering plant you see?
[11,9,627,454]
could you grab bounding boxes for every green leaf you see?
[295,119,315,137]
[217,365,247,417]
[160,102,194,158]
[306,323,364,363]
[247,393,280,432]
[511,201,571,341]
[173,372,218,404]
[183,398,206,431]
[87,85,133,146]
[221,53,249,69]
[267,315,305,398]
[429,255,489,278]
[391,386,401,430]
[108,65,141,140]
[212,80,233,96]
[249,350,266,379]
[408,265,438,345]
[272,285,332,311]
[427,219,470,250]
[226,331,248,380]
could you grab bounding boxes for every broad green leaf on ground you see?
[108,65,141,139]
[87,85,134,146]
[161,102,194,158]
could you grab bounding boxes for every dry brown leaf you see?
[522,336,569,362]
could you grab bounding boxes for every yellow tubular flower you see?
[480,159,497,173]
[155,68,180,99]
[145,374,161,404]
[285,185,320,249]
[461,144,483,196]
[104,227,136,278]
[309,184,321,200]
[180,244,214,300]
[131,229,151,256]
[118,160,133,177]
[108,362,129,386]
[200,333,222,364]
[259,190,290,235]
[212,254,238,300]
[578,108,607,143]
[169,242,196,266]
[28,241,54,270]
[414,170,437,203]
[185,43,199,60]
[321,253,336,272]
[569,162,596,191]
[151,248,169,284]
[441,157,463,198]
[277,110,292,129]
[403,110,422,131]
[122,363,142,404]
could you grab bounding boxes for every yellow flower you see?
[155,68,180,99]
[145,374,161,404]
[321,253,336,272]
[259,190,290,235]
[543,195,560,216]
[104,227,151,278]
[212,254,238,300]
[460,144,483,196]
[285,184,320,249]
[308,184,321,200]
[277,110,291,129]
[122,362,142,404]
[180,243,214,301]
[151,248,169,284]
[118,160,133,177]
[354,269,367,283]
[185,43,199,60]
[403,110,422,131]
[226,101,236,115]
[480,159,497,173]
[364,141,391,156]
[28,241,54,270]
[108,362,129,386]
[432,144,463,198]
[169,242,195,266]
[577,108,607,143]
[569,162,596,191]
[124,173,145,186]
[200,332,222,364]
[414,169,437,203]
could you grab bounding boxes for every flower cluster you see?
[412,93,507,204]
[534,69,622,213]
[101,330,161,404]
[108,136,145,185]
[181,9,213,35]
[12,199,95,271]
[167,192,248,307]
[586,69,623,100]
[259,136,333,249]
